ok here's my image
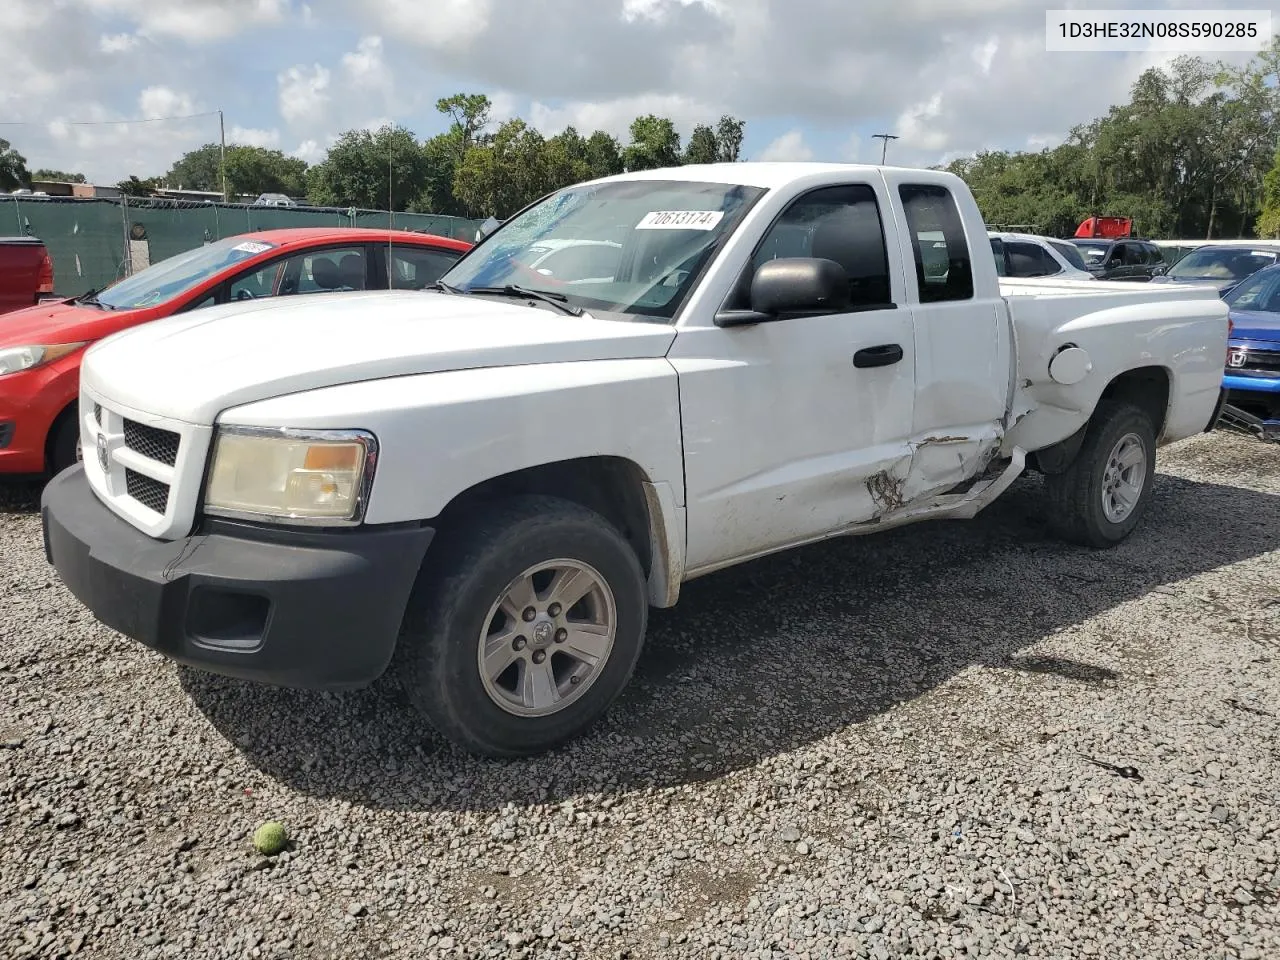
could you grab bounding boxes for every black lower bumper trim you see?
[41,464,435,690]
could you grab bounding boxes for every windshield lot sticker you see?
[636,210,724,230]
[232,240,273,254]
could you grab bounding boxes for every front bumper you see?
[41,464,435,690]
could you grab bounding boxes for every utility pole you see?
[219,109,228,203]
[872,133,899,165]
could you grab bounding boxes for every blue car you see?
[1219,263,1280,439]
[1150,244,1280,298]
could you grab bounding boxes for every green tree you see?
[436,93,493,163]
[224,147,308,198]
[116,175,163,197]
[1257,145,1280,237]
[167,144,308,198]
[32,168,86,183]
[165,144,223,191]
[684,124,719,164]
[453,118,551,218]
[583,131,623,179]
[306,124,429,211]
[0,139,29,191]
[622,115,681,171]
[714,115,746,162]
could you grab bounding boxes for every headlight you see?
[203,427,378,525]
[0,342,88,377]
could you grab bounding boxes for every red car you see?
[0,227,472,476]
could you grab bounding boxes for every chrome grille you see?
[124,419,180,466]
[1240,348,1280,374]
[125,468,170,514]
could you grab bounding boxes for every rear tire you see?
[397,495,648,758]
[50,414,80,476]
[1045,400,1157,548]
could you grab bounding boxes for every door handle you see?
[853,344,904,368]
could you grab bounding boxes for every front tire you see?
[50,414,80,476]
[398,495,648,758]
[1045,400,1157,548]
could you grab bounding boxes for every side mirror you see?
[715,257,850,327]
[1152,265,1168,276]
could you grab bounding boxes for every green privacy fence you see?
[1,196,482,299]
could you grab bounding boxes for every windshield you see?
[1223,267,1280,312]
[97,235,279,309]
[439,179,767,321]
[1048,239,1088,271]
[1073,241,1111,265]
[1167,247,1279,281]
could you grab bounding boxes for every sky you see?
[0,0,1274,186]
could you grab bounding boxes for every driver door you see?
[668,181,918,574]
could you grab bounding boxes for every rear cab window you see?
[898,184,973,302]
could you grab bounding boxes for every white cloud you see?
[73,0,289,43]
[3,0,1272,187]
[229,125,281,148]
[758,130,813,162]
[293,139,325,164]
[894,93,948,152]
[138,86,197,118]
[366,0,492,50]
[341,35,390,90]
[99,32,139,53]
[621,0,723,24]
[529,94,715,140]
[278,64,331,126]
[487,91,522,127]
[972,36,998,74]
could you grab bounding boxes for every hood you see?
[0,299,124,347]
[1151,274,1237,293]
[83,290,677,424]
[1228,307,1280,344]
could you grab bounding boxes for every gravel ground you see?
[1,428,1278,960]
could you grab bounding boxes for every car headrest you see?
[311,257,341,289]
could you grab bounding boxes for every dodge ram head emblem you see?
[1228,347,1248,368]
[96,433,108,472]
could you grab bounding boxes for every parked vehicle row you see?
[35,161,1230,758]
[0,228,471,477]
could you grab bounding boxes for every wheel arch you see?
[426,455,685,608]
[45,398,80,473]
[1097,365,1171,441]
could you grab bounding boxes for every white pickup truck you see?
[41,162,1229,757]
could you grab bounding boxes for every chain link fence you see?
[1,196,482,299]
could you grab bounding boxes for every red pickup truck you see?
[0,236,55,314]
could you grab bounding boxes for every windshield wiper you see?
[75,289,114,310]
[465,284,584,316]
[429,280,462,294]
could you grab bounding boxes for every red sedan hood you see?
[0,299,139,347]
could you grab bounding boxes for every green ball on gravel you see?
[252,821,288,856]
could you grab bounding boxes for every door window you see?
[227,245,370,301]
[389,245,465,289]
[1005,241,1061,277]
[733,183,892,311]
